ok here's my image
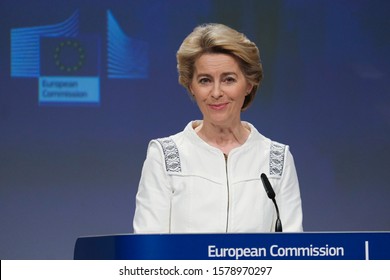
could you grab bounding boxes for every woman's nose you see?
[211,83,223,98]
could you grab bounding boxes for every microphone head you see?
[261,173,275,199]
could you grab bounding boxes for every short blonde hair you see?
[176,23,263,111]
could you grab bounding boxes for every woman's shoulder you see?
[245,122,274,146]
[245,121,291,158]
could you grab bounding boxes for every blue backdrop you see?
[0,0,389,259]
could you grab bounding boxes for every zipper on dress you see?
[224,153,230,232]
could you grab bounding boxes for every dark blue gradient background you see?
[0,0,389,259]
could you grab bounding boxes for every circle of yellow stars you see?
[54,40,85,72]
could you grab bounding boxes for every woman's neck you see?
[194,120,250,155]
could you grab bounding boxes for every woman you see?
[133,23,303,233]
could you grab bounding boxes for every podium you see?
[74,232,389,260]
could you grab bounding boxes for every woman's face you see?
[190,53,253,127]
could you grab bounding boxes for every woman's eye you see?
[199,78,210,84]
[224,77,236,84]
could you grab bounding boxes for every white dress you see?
[133,121,303,233]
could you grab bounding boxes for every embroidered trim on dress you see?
[270,141,286,176]
[157,137,181,172]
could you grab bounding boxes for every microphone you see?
[260,173,282,232]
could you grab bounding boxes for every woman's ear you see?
[189,85,194,97]
[246,83,254,95]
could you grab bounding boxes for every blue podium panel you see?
[74,232,390,260]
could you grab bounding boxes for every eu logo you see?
[40,36,99,77]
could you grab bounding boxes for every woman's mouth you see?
[209,103,228,110]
